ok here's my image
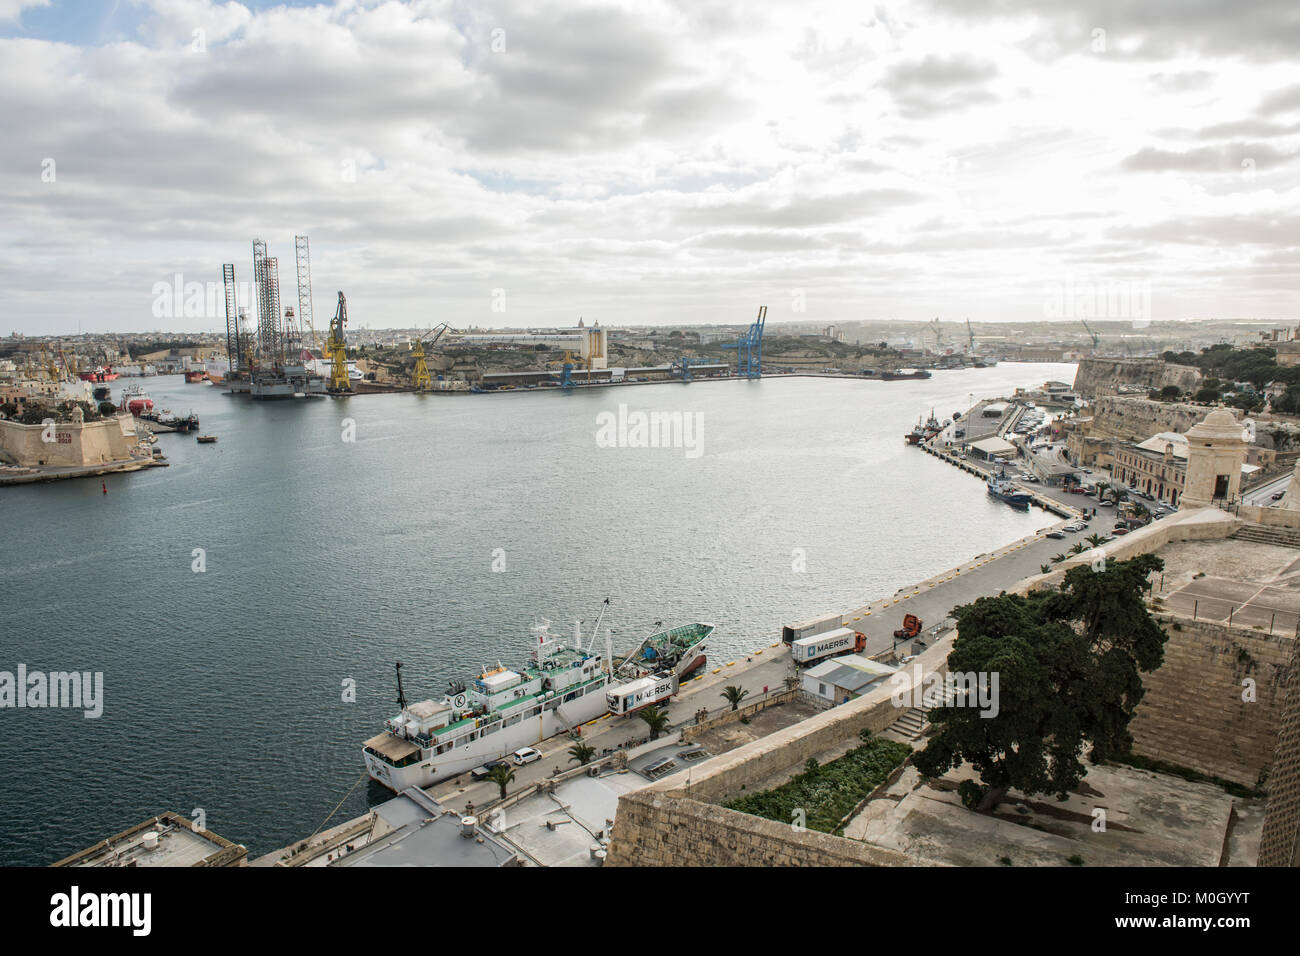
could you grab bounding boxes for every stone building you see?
[1112,433,1187,505]
[0,408,141,468]
[1180,408,1248,509]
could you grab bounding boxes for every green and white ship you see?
[363,613,714,791]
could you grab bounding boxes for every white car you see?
[511,747,542,766]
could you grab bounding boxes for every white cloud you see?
[2,0,1299,333]
[0,0,48,22]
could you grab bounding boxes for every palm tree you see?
[1095,481,1110,502]
[1070,542,1087,555]
[1085,533,1105,547]
[568,742,596,766]
[1040,564,1051,574]
[639,705,671,740]
[1052,553,1067,563]
[721,685,750,711]
[485,763,515,801]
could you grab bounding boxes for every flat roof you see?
[53,813,245,867]
[337,809,518,868]
[971,436,1017,455]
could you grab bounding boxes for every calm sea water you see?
[0,362,1075,864]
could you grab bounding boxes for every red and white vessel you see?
[80,366,119,382]
[119,384,154,417]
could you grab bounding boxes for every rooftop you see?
[53,812,246,867]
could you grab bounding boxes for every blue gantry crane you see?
[721,305,766,378]
[671,356,711,382]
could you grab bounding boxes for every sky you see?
[2,0,1299,335]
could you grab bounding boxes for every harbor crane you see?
[411,323,450,390]
[326,292,352,393]
[670,356,710,383]
[966,318,976,353]
[554,349,589,388]
[1080,318,1101,348]
[719,305,766,378]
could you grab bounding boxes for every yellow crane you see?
[411,324,450,390]
[326,292,352,393]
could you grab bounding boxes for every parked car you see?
[1112,526,1130,535]
[1046,530,1067,539]
[470,759,510,780]
[1272,491,1286,501]
[512,747,542,766]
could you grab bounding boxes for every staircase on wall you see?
[881,684,958,743]
[1231,524,1300,550]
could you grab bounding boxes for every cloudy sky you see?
[2,0,1298,335]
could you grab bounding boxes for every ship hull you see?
[987,488,1031,508]
[363,691,608,792]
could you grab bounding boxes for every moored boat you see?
[119,384,153,416]
[987,471,1031,508]
[880,368,932,381]
[362,613,714,791]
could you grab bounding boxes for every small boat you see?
[987,471,1031,509]
[196,435,217,443]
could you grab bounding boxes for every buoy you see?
[101,480,107,495]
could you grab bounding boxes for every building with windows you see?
[1112,432,1188,505]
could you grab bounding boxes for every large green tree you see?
[913,554,1167,812]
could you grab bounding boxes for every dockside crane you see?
[966,318,976,353]
[1080,318,1101,348]
[411,323,450,390]
[326,292,352,393]
[720,305,766,378]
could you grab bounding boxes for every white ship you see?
[364,620,611,792]
[363,614,715,792]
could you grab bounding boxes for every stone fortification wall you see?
[1127,618,1293,788]
[1073,358,1201,399]
[0,414,137,467]
[1090,396,1238,442]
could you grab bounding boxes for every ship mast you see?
[394,662,407,711]
[578,597,611,654]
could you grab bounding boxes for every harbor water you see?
[0,362,1076,864]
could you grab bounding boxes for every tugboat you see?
[922,410,943,439]
[119,383,153,416]
[196,434,217,444]
[905,418,927,445]
[987,471,1031,509]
